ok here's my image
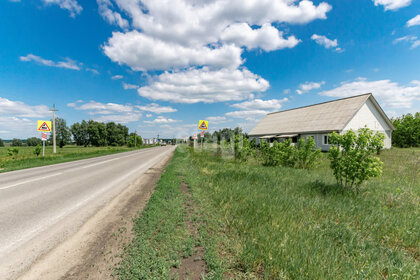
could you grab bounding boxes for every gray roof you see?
[249,93,392,136]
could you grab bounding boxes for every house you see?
[249,93,394,151]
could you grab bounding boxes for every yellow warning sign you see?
[37,120,52,132]
[198,120,208,130]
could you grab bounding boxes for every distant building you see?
[143,138,158,145]
[249,93,394,151]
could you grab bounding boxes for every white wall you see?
[342,98,392,148]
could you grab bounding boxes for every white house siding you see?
[342,98,392,148]
[301,133,332,151]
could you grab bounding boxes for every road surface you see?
[0,146,175,279]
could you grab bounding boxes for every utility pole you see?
[50,104,58,154]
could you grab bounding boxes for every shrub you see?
[391,112,420,148]
[328,128,385,189]
[26,137,42,146]
[233,134,253,161]
[11,138,23,147]
[0,138,4,147]
[34,145,42,156]
[294,137,321,169]
[7,147,19,158]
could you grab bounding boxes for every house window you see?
[292,136,298,143]
[323,135,331,145]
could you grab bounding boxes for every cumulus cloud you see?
[393,35,420,49]
[0,96,50,118]
[225,110,269,121]
[20,54,81,70]
[136,103,177,114]
[231,98,288,111]
[122,82,138,90]
[296,81,325,94]
[373,0,411,11]
[206,116,227,124]
[319,78,420,108]
[42,0,82,17]
[144,116,180,124]
[311,34,342,52]
[97,0,129,28]
[220,23,300,51]
[137,67,269,104]
[67,100,142,123]
[407,14,420,27]
[111,74,123,80]
[103,31,243,71]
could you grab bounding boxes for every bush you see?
[328,128,385,189]
[294,137,321,169]
[0,138,4,147]
[7,147,19,158]
[33,145,42,156]
[233,134,253,161]
[391,112,420,148]
[26,137,42,146]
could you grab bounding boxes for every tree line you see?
[0,118,143,148]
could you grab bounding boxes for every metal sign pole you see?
[42,140,45,157]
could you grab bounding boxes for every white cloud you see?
[42,0,82,17]
[206,116,227,124]
[319,77,420,109]
[146,114,152,118]
[231,98,288,111]
[393,35,420,49]
[97,0,129,29]
[136,103,177,114]
[373,0,411,11]
[311,34,342,52]
[220,23,300,51]
[0,96,50,118]
[407,15,420,27]
[137,67,269,104]
[283,89,291,94]
[103,31,243,71]
[68,100,142,123]
[111,74,123,80]
[144,116,180,124]
[122,82,139,90]
[296,81,325,94]
[20,54,81,70]
[225,110,269,121]
[86,68,100,74]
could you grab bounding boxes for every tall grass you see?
[183,147,419,279]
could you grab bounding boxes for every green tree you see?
[391,112,420,148]
[106,122,128,146]
[328,128,385,189]
[26,137,42,146]
[50,118,71,148]
[127,133,143,147]
[0,138,4,147]
[88,120,107,147]
[11,138,23,147]
[70,120,89,146]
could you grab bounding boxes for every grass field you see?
[117,146,419,279]
[0,145,155,173]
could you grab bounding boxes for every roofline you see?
[340,93,372,130]
[267,93,372,116]
[368,95,395,130]
[249,130,339,137]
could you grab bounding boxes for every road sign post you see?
[198,120,208,152]
[41,132,47,157]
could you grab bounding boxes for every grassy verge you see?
[117,146,419,279]
[0,145,156,173]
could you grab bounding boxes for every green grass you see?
[117,146,419,279]
[0,145,156,173]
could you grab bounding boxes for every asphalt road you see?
[0,146,175,279]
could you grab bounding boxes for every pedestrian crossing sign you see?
[198,120,208,130]
[37,120,52,132]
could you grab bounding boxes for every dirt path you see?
[171,181,207,280]
[19,152,173,280]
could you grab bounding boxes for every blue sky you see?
[0,0,419,139]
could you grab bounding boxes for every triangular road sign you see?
[38,122,51,131]
[199,120,208,130]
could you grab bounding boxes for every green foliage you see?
[392,112,420,148]
[33,145,42,156]
[106,122,128,146]
[0,138,4,147]
[70,120,89,146]
[294,137,321,169]
[233,134,253,161]
[49,118,71,148]
[127,133,143,147]
[11,138,23,147]
[328,128,385,189]
[259,138,319,169]
[88,120,108,147]
[26,137,42,147]
[7,147,19,158]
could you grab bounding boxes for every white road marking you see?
[0,173,63,190]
